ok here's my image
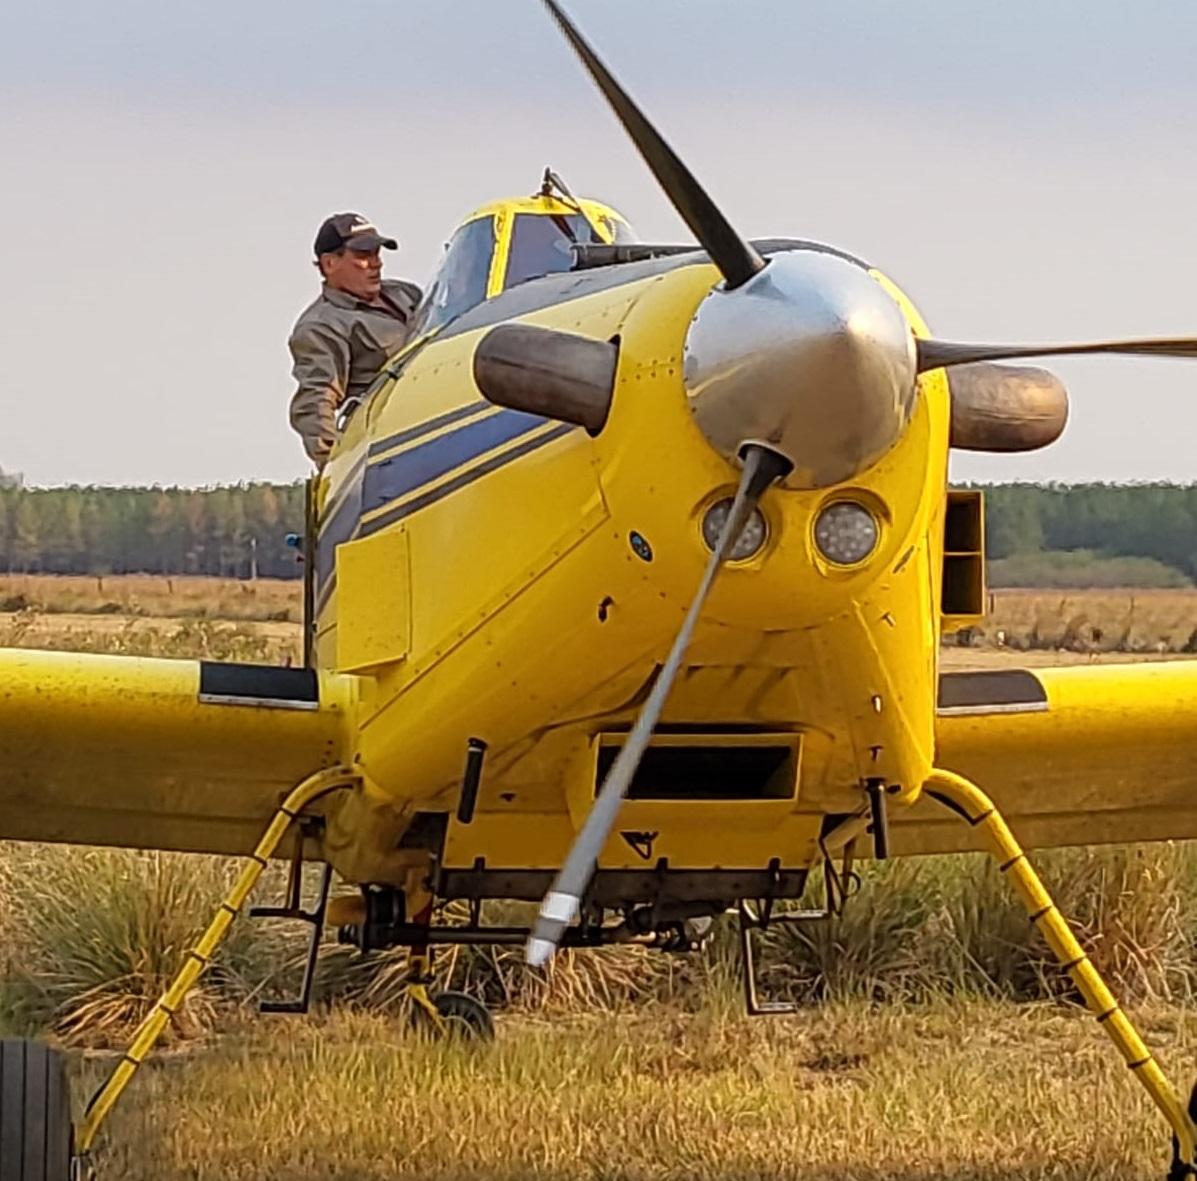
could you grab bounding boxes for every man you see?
[289,212,423,465]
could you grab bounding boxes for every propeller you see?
[526,445,791,967]
[541,0,764,290]
[524,3,793,966]
[918,336,1197,373]
[525,1,1197,970]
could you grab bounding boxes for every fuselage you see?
[312,203,953,897]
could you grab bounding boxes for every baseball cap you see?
[313,212,398,256]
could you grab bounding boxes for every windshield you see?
[411,216,496,335]
[504,212,637,290]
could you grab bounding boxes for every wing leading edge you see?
[0,649,358,856]
[893,661,1197,855]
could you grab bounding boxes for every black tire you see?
[413,991,495,1041]
[0,1040,72,1181]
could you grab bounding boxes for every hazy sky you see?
[3,1,1197,487]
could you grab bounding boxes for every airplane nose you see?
[683,250,917,489]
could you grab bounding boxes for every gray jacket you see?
[288,278,422,463]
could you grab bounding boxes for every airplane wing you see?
[7,649,1193,861]
[893,661,1197,855]
[0,648,357,856]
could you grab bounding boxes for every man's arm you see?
[288,318,351,466]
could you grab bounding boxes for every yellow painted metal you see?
[925,768,1197,1167]
[308,248,954,884]
[463,192,629,230]
[892,659,1197,855]
[17,190,1192,956]
[488,210,510,296]
[466,192,628,290]
[359,415,572,534]
[3,130,1197,1176]
[336,527,412,672]
[455,192,627,297]
[407,984,447,1030]
[404,948,448,1033]
[74,765,359,1158]
[0,649,358,855]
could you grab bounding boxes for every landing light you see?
[700,499,767,561]
[813,501,878,566]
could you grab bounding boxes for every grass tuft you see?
[0,847,289,1043]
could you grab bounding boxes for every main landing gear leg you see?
[925,768,1197,1180]
[66,765,358,1180]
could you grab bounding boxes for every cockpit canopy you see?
[413,194,637,336]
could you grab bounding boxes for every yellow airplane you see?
[5,3,1197,1177]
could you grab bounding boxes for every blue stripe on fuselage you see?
[315,459,365,600]
[366,400,490,459]
[361,408,547,516]
[315,406,555,613]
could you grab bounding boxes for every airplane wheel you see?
[0,1039,73,1181]
[413,991,495,1041]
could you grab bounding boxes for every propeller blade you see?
[541,0,765,290]
[526,446,790,968]
[918,336,1197,373]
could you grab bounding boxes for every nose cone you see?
[683,250,917,489]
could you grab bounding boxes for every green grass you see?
[989,550,1192,589]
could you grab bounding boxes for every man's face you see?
[320,247,383,300]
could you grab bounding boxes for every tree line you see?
[0,484,306,578]
[0,481,1195,581]
[982,483,1197,581]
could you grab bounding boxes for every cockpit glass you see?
[411,216,496,335]
[504,213,637,290]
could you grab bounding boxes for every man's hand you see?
[304,434,333,468]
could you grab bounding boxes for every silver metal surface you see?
[196,693,319,712]
[473,323,618,432]
[684,251,918,489]
[947,362,1068,452]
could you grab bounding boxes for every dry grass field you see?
[6,575,1197,1177]
[77,1003,1197,1180]
[959,587,1197,655]
[0,574,302,663]
[0,573,300,622]
[6,574,1197,653]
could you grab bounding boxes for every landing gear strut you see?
[403,945,494,1041]
[926,768,1197,1180]
[68,765,358,1178]
[335,892,495,1041]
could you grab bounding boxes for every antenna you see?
[537,165,607,243]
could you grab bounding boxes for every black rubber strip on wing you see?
[918,336,1197,373]
[541,0,764,291]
